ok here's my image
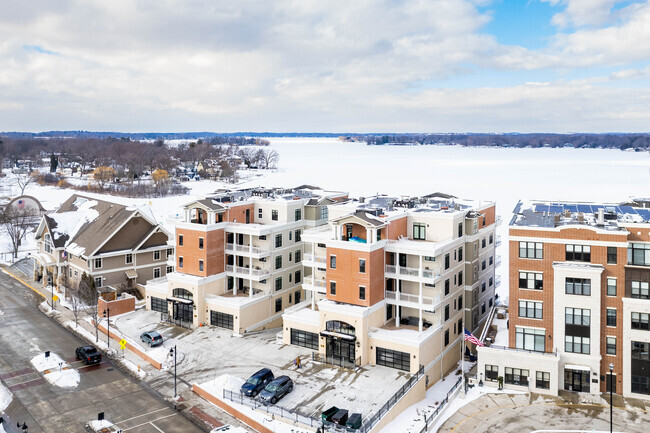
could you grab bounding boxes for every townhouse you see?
[478,199,650,399]
[144,186,348,332]
[33,194,173,292]
[282,192,498,382]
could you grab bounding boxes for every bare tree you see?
[92,166,116,191]
[67,279,84,328]
[257,148,279,169]
[79,272,99,342]
[14,173,35,195]
[0,207,37,259]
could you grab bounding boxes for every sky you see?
[1,0,650,133]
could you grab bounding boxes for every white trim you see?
[509,236,628,248]
[91,262,167,276]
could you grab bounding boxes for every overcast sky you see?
[1,0,650,133]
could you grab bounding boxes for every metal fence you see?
[417,376,463,433]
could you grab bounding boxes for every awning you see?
[319,330,356,341]
[564,364,590,372]
[34,253,56,266]
[166,297,193,305]
[125,269,138,279]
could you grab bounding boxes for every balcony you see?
[384,290,441,310]
[495,255,502,267]
[385,265,441,283]
[303,253,326,267]
[303,279,326,293]
[496,216,502,226]
[495,235,502,247]
[225,264,271,280]
[225,243,270,257]
[495,275,501,288]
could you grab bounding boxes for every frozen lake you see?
[240,137,650,299]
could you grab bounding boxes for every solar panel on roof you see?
[590,205,604,213]
[636,209,650,221]
[618,206,637,215]
[549,206,563,213]
[565,204,578,212]
[577,205,592,213]
[534,205,550,213]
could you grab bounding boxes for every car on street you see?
[258,375,293,404]
[76,346,102,365]
[140,330,164,347]
[240,368,274,397]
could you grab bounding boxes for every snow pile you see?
[39,300,61,317]
[30,352,80,388]
[88,419,113,431]
[0,380,12,411]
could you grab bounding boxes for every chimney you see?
[359,197,365,204]
[597,208,605,225]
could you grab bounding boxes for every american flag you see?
[464,328,484,347]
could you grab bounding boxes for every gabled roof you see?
[331,210,387,228]
[184,199,226,211]
[422,192,457,199]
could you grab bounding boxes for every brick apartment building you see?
[478,199,650,399]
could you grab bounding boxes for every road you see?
[0,267,205,433]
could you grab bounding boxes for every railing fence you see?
[418,376,463,433]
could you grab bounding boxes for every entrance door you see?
[173,302,192,322]
[245,209,250,224]
[572,371,583,392]
[565,369,590,393]
[326,338,355,368]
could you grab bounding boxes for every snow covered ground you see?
[30,351,80,388]
[0,380,11,411]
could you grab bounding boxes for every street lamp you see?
[609,362,614,433]
[169,345,177,398]
[103,307,110,348]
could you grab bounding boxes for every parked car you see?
[140,331,164,347]
[258,375,293,404]
[75,346,102,365]
[240,368,274,397]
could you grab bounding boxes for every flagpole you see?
[461,310,465,397]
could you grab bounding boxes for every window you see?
[485,365,498,381]
[178,234,183,246]
[154,267,161,278]
[458,222,463,237]
[359,286,366,300]
[566,244,591,262]
[179,256,183,268]
[458,247,463,261]
[289,273,292,283]
[198,260,204,272]
[482,238,486,248]
[154,250,161,260]
[458,271,463,286]
[321,206,328,220]
[607,246,617,264]
[565,336,590,354]
[330,281,336,295]
[166,265,173,273]
[198,237,204,249]
[210,311,233,330]
[289,252,292,261]
[607,308,617,327]
[565,278,591,295]
[489,256,493,266]
[295,208,301,221]
[489,234,493,244]
[444,304,450,321]
[458,295,463,309]
[358,258,366,273]
[607,337,616,355]
[519,242,543,259]
[275,256,282,269]
[632,281,650,299]
[295,250,301,263]
[444,279,450,295]
[295,290,301,303]
[565,308,590,326]
[290,329,319,350]
[632,312,650,330]
[275,298,282,312]
[607,278,617,296]
[377,229,382,241]
[44,234,53,253]
[260,235,267,240]
[125,253,133,264]
[376,347,410,371]
[94,258,102,269]
[295,270,301,283]
[330,255,336,269]
[489,297,493,307]
[94,276,102,287]
[445,253,450,269]
[258,208,263,219]
[167,248,173,257]
[295,229,301,242]
[289,231,292,241]
[489,277,493,287]
[151,297,167,313]
[629,243,650,266]
[515,327,545,352]
[519,301,543,319]
[273,234,282,248]
[481,282,486,293]
[413,223,426,240]
[481,302,486,314]
[482,260,486,271]
[275,277,282,291]
[272,210,278,221]
[444,329,450,346]
[505,368,529,386]
[536,372,550,389]
[519,272,543,290]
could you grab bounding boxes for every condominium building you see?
[144,186,347,332]
[478,199,650,399]
[282,193,497,382]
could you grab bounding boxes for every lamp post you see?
[609,362,614,433]
[169,345,177,398]
[103,307,110,348]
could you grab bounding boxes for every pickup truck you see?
[76,346,102,365]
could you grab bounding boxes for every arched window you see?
[173,288,193,301]
[326,320,355,336]
[44,233,53,254]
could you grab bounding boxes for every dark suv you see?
[76,346,102,365]
[259,375,293,404]
[240,368,274,397]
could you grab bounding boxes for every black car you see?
[258,375,293,404]
[240,368,274,397]
[76,346,102,365]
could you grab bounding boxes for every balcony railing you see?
[495,235,502,247]
[225,265,270,278]
[496,216,502,226]
[225,243,269,255]
[384,290,440,309]
[495,255,502,267]
[385,265,441,280]
[303,253,326,264]
[495,275,501,288]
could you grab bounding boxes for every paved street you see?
[0,267,205,433]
